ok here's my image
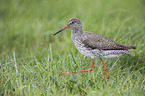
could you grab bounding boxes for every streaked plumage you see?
[54,18,136,80]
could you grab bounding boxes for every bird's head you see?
[54,18,82,35]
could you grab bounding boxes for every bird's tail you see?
[128,46,136,49]
[127,51,135,56]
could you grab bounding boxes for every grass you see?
[0,0,145,95]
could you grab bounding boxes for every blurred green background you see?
[0,0,145,95]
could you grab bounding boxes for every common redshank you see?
[54,18,136,80]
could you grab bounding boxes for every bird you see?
[54,18,136,80]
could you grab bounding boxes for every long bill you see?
[54,25,69,35]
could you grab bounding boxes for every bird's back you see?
[82,31,136,50]
[73,31,136,58]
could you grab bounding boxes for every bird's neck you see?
[71,27,83,41]
[71,27,83,34]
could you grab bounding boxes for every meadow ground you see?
[0,0,145,95]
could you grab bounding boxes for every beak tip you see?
[54,25,69,36]
[54,33,57,35]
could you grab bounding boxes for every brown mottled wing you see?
[82,31,136,50]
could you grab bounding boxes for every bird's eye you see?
[71,21,74,24]
[68,21,75,26]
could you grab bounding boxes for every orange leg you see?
[61,59,94,74]
[101,59,107,80]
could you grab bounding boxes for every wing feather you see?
[82,31,136,50]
